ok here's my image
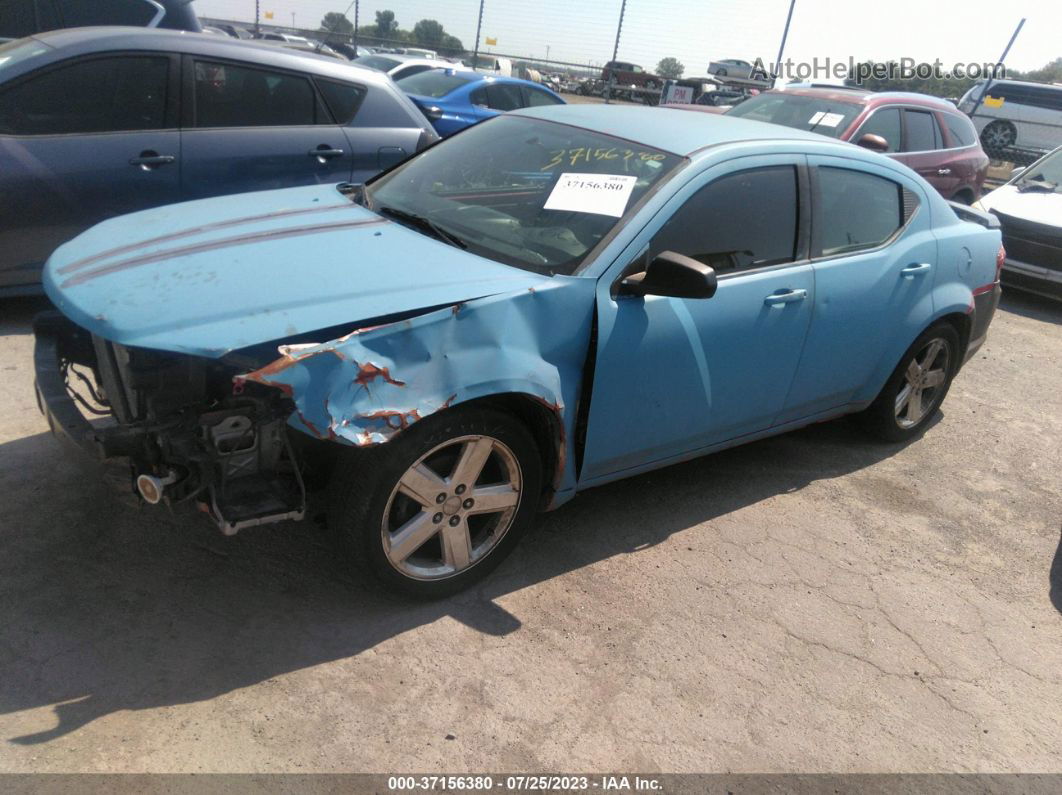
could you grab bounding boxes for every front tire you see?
[856,323,960,442]
[328,406,542,598]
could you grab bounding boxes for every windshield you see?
[354,55,401,72]
[366,115,684,275]
[1015,148,1062,192]
[727,92,863,138]
[396,69,476,98]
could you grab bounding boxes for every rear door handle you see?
[937,168,952,176]
[901,263,932,278]
[309,146,344,161]
[763,288,807,306]
[129,151,176,169]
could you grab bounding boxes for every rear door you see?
[896,107,961,199]
[779,158,937,422]
[179,56,353,201]
[0,52,179,291]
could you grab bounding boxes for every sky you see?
[193,0,1061,76]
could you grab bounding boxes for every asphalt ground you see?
[1,289,1060,773]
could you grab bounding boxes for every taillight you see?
[996,245,1006,281]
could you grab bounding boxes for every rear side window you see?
[0,55,169,135]
[855,108,901,152]
[903,110,941,151]
[525,87,563,107]
[942,112,976,147]
[485,83,524,111]
[55,0,158,26]
[194,61,326,127]
[315,78,366,124]
[816,167,903,256]
[652,166,799,273]
[1024,85,1062,112]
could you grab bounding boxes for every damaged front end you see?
[34,312,305,534]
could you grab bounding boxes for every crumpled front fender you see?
[237,278,596,498]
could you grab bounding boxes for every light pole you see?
[291,11,296,31]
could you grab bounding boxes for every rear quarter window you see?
[315,78,366,124]
[942,112,977,147]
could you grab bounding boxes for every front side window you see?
[366,115,683,275]
[0,55,169,135]
[903,110,940,152]
[651,166,799,273]
[194,61,325,127]
[816,167,903,257]
[855,108,901,152]
[727,93,863,139]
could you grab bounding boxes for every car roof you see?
[776,86,958,111]
[513,104,845,155]
[17,26,392,84]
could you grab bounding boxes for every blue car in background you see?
[35,106,1002,598]
[0,28,437,295]
[396,68,565,136]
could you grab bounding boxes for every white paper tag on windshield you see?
[818,112,845,128]
[544,173,638,217]
[808,111,825,125]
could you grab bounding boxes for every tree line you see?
[320,10,464,55]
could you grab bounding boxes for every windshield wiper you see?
[1017,178,1058,193]
[376,205,468,249]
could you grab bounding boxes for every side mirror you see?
[1009,166,1026,179]
[620,251,718,299]
[855,133,890,153]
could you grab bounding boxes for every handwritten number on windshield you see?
[542,147,667,171]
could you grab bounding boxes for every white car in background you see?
[354,53,455,81]
[959,79,1062,156]
[976,145,1062,301]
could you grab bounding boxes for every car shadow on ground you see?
[1050,531,1062,617]
[0,413,929,745]
[998,288,1062,325]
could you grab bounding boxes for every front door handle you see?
[901,263,932,278]
[129,150,176,170]
[763,288,807,306]
[309,145,344,161]
[937,168,952,176]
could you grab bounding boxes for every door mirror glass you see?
[856,133,890,153]
[620,251,718,299]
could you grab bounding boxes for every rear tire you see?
[980,120,1016,154]
[328,406,542,598]
[856,323,960,443]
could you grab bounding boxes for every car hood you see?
[44,184,549,358]
[979,184,1062,227]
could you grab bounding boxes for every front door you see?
[0,53,179,290]
[179,57,353,201]
[580,157,815,483]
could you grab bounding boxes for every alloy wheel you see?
[381,435,523,581]
[894,337,950,429]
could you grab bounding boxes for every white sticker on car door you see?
[543,172,638,217]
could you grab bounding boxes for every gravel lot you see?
[1,290,1060,773]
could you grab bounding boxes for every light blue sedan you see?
[35,105,1004,597]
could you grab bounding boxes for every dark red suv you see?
[726,86,990,203]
